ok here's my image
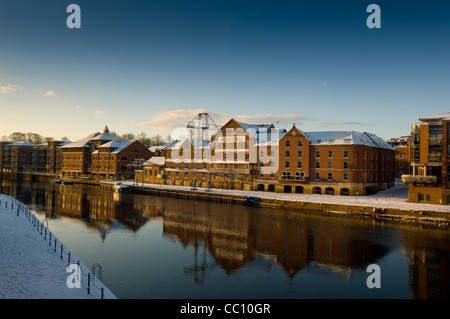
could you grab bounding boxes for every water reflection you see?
[1,178,449,298]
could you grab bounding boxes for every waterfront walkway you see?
[0,194,116,299]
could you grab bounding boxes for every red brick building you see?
[137,118,395,196]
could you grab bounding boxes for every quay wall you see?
[127,184,450,225]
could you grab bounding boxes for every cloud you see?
[0,84,17,94]
[43,90,57,97]
[94,110,104,115]
[137,108,209,130]
[215,113,307,127]
[75,105,81,109]
[136,108,308,132]
[305,121,366,129]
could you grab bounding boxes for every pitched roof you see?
[305,131,394,150]
[92,140,133,154]
[6,141,37,147]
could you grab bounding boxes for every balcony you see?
[401,174,437,185]
[277,175,308,183]
[428,138,443,146]
[428,153,442,163]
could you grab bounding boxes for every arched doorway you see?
[295,186,303,194]
[312,187,321,194]
[284,185,292,193]
[257,184,265,191]
[268,184,275,192]
[325,187,334,195]
[340,188,350,196]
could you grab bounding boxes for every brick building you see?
[137,118,395,196]
[60,126,152,179]
[387,136,411,180]
[0,141,37,173]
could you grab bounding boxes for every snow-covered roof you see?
[59,133,100,148]
[306,131,394,150]
[90,132,119,142]
[7,141,37,147]
[143,156,165,167]
[92,140,133,154]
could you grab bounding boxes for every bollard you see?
[49,232,52,246]
[60,244,63,260]
[87,273,91,294]
[54,238,57,252]
[101,287,104,299]
[68,252,71,266]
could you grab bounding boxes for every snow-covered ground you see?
[0,194,116,299]
[119,180,450,213]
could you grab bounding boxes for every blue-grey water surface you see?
[2,179,449,299]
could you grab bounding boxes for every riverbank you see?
[0,194,117,299]
[104,180,450,225]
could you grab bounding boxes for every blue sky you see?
[1,0,449,141]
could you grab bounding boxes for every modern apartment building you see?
[402,112,450,204]
[137,118,395,196]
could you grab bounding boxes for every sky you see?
[0,0,449,142]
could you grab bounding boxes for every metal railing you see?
[0,194,109,299]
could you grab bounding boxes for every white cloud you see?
[136,108,307,132]
[94,110,104,115]
[0,84,17,94]
[305,121,366,129]
[137,108,208,130]
[43,90,57,97]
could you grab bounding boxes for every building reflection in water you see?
[1,178,449,298]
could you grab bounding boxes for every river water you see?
[1,179,449,299]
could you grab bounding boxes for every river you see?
[1,179,449,299]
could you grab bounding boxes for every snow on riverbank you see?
[118,180,450,213]
[0,194,116,299]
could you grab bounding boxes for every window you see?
[399,162,403,168]
[297,150,302,158]
[315,161,320,168]
[286,140,290,147]
[328,173,333,180]
[343,173,348,181]
[315,150,320,158]
[343,150,348,158]
[328,150,333,158]
[285,161,290,168]
[298,140,302,147]
[328,161,333,169]
[315,172,320,180]
[285,150,290,158]
[399,152,403,158]
[343,161,348,169]
[297,161,302,169]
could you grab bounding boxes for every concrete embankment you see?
[124,183,450,225]
[257,197,450,225]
